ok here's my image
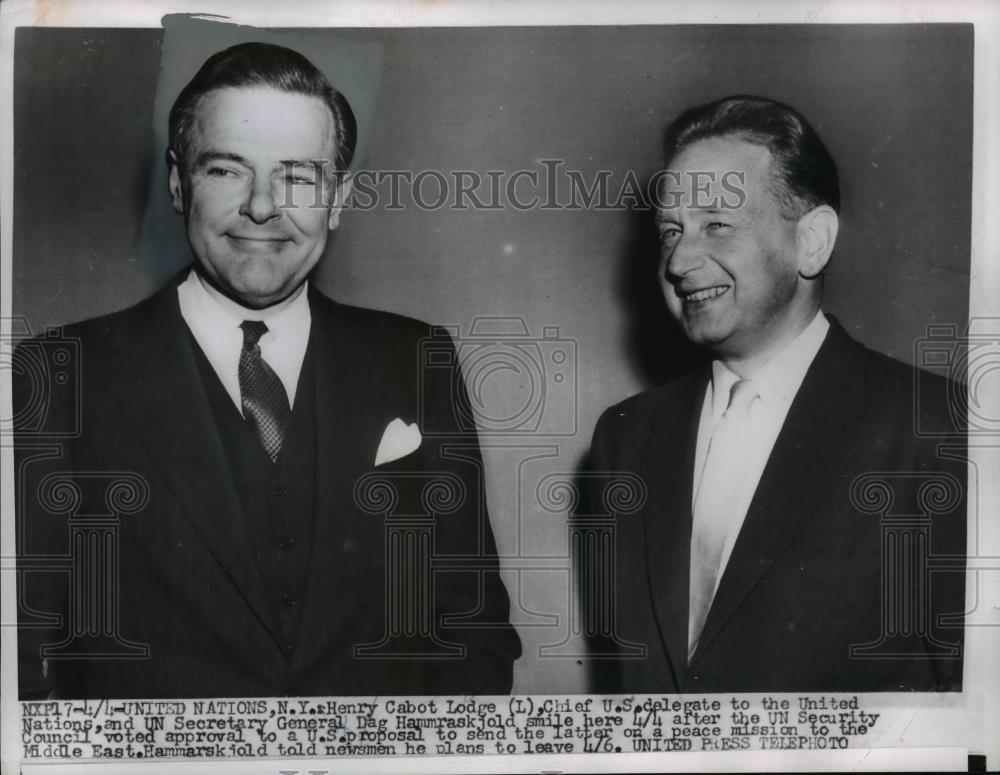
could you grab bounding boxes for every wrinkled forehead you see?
[657,136,776,214]
[654,170,749,217]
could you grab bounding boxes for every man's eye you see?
[659,227,682,245]
[206,166,239,178]
[706,221,731,233]
[286,175,318,186]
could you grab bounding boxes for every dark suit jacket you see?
[588,318,966,692]
[15,275,521,698]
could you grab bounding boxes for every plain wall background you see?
[13,24,972,693]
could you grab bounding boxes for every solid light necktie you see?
[688,377,760,661]
[238,320,291,463]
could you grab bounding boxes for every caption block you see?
[21,694,883,760]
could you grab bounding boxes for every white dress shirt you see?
[691,311,830,590]
[177,269,312,414]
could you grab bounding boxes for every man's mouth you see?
[228,234,290,242]
[677,285,729,303]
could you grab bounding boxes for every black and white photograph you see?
[1,1,997,772]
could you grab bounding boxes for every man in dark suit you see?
[588,96,966,692]
[15,42,520,699]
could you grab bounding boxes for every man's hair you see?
[663,95,839,219]
[168,41,358,176]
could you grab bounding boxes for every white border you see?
[0,0,996,28]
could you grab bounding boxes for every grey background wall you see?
[13,25,972,692]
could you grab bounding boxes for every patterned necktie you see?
[238,320,291,463]
[688,377,760,661]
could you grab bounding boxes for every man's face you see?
[169,86,344,308]
[656,136,810,363]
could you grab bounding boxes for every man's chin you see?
[680,318,736,352]
[201,269,302,310]
[230,283,299,310]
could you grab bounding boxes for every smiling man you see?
[588,96,966,692]
[15,42,520,699]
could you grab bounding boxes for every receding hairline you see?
[665,131,803,220]
[666,130,775,165]
[167,42,358,176]
[662,95,840,219]
[177,84,342,167]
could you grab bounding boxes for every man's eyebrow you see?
[278,159,328,171]
[192,153,330,175]
[193,151,248,168]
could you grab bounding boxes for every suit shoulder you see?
[837,328,964,437]
[832,322,953,394]
[595,369,705,436]
[597,387,661,428]
[857,338,957,403]
[859,342,919,390]
[311,293,439,343]
[11,291,170,434]
[18,290,167,353]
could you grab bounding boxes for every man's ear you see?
[167,149,185,215]
[327,172,354,231]
[796,204,839,279]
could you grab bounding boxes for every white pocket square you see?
[374,418,422,466]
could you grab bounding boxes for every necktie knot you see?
[240,320,269,349]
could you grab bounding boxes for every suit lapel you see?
[689,320,868,667]
[105,281,283,648]
[641,368,708,690]
[294,291,388,654]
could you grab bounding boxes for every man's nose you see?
[662,231,706,282]
[240,175,281,224]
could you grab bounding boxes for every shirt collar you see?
[710,311,830,419]
[183,268,311,344]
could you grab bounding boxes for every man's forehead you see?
[190,86,337,158]
[657,136,777,215]
[657,204,726,217]
[668,134,774,172]
[656,172,752,217]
